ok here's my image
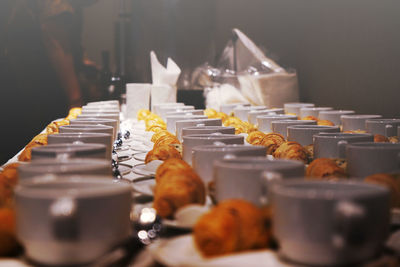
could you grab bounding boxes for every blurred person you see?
[0,0,100,164]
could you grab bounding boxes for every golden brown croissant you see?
[246,131,266,146]
[374,134,389,143]
[389,136,399,143]
[193,199,271,257]
[306,158,347,179]
[364,173,400,208]
[153,135,180,148]
[155,158,192,183]
[273,141,308,164]
[204,108,218,118]
[150,130,174,143]
[144,144,182,164]
[1,163,19,187]
[137,109,151,121]
[260,133,285,155]
[317,120,335,126]
[0,207,18,256]
[301,116,318,121]
[18,134,48,162]
[153,170,206,218]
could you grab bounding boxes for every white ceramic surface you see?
[257,114,297,133]
[341,115,382,132]
[287,125,340,146]
[318,110,355,125]
[271,120,317,139]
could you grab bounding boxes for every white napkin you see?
[126,83,151,120]
[205,84,249,111]
[150,51,181,109]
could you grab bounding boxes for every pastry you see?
[153,169,206,218]
[153,135,180,148]
[273,141,308,164]
[374,134,389,143]
[306,158,347,179]
[246,131,266,146]
[137,109,151,121]
[389,136,399,143]
[301,116,318,121]
[1,163,19,187]
[260,133,285,155]
[144,144,182,164]
[193,199,271,257]
[155,158,192,183]
[0,207,18,256]
[364,173,400,208]
[151,130,175,143]
[204,108,218,118]
[317,120,335,126]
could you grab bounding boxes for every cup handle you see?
[50,197,79,241]
[259,171,282,206]
[332,201,366,249]
[337,140,348,159]
[385,124,393,137]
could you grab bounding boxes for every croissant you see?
[306,158,347,179]
[151,130,175,143]
[364,173,400,208]
[389,136,399,143]
[137,109,151,121]
[193,199,271,257]
[246,131,266,146]
[153,135,180,148]
[144,144,182,164]
[273,141,308,164]
[317,120,335,126]
[374,134,389,143]
[301,116,318,121]
[155,158,192,183]
[1,163,19,187]
[153,169,205,218]
[204,108,218,118]
[260,133,285,155]
[216,112,228,123]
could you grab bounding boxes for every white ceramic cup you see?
[18,159,112,180]
[159,105,195,120]
[284,103,315,116]
[299,107,333,119]
[287,125,340,146]
[166,114,208,134]
[87,100,119,106]
[166,109,205,117]
[70,118,118,140]
[271,119,317,139]
[15,175,132,266]
[272,179,390,266]
[365,118,400,137]
[176,119,222,141]
[31,144,107,160]
[182,134,244,165]
[248,108,284,125]
[81,107,120,113]
[257,114,297,133]
[318,110,355,125]
[59,125,114,142]
[398,126,400,138]
[233,106,267,122]
[192,145,267,184]
[220,103,250,115]
[313,133,374,159]
[346,142,400,177]
[77,114,120,132]
[47,132,113,160]
[213,157,305,206]
[152,102,184,115]
[182,126,235,138]
[125,83,151,120]
[341,115,383,132]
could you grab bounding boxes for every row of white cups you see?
[152,101,400,266]
[12,99,400,266]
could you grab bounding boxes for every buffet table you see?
[1,109,400,267]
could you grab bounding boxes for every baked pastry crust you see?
[193,199,270,257]
[260,133,285,155]
[155,158,192,183]
[273,141,308,164]
[151,130,174,143]
[144,144,182,164]
[301,116,318,121]
[364,173,400,208]
[317,120,335,126]
[374,134,389,143]
[246,131,266,146]
[153,169,205,219]
[306,158,347,179]
[137,109,151,121]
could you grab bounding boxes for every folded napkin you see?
[205,84,249,111]
[150,51,181,110]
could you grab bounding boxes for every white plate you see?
[133,152,147,162]
[149,235,291,267]
[118,163,132,176]
[129,141,152,153]
[132,161,163,177]
[132,177,155,196]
